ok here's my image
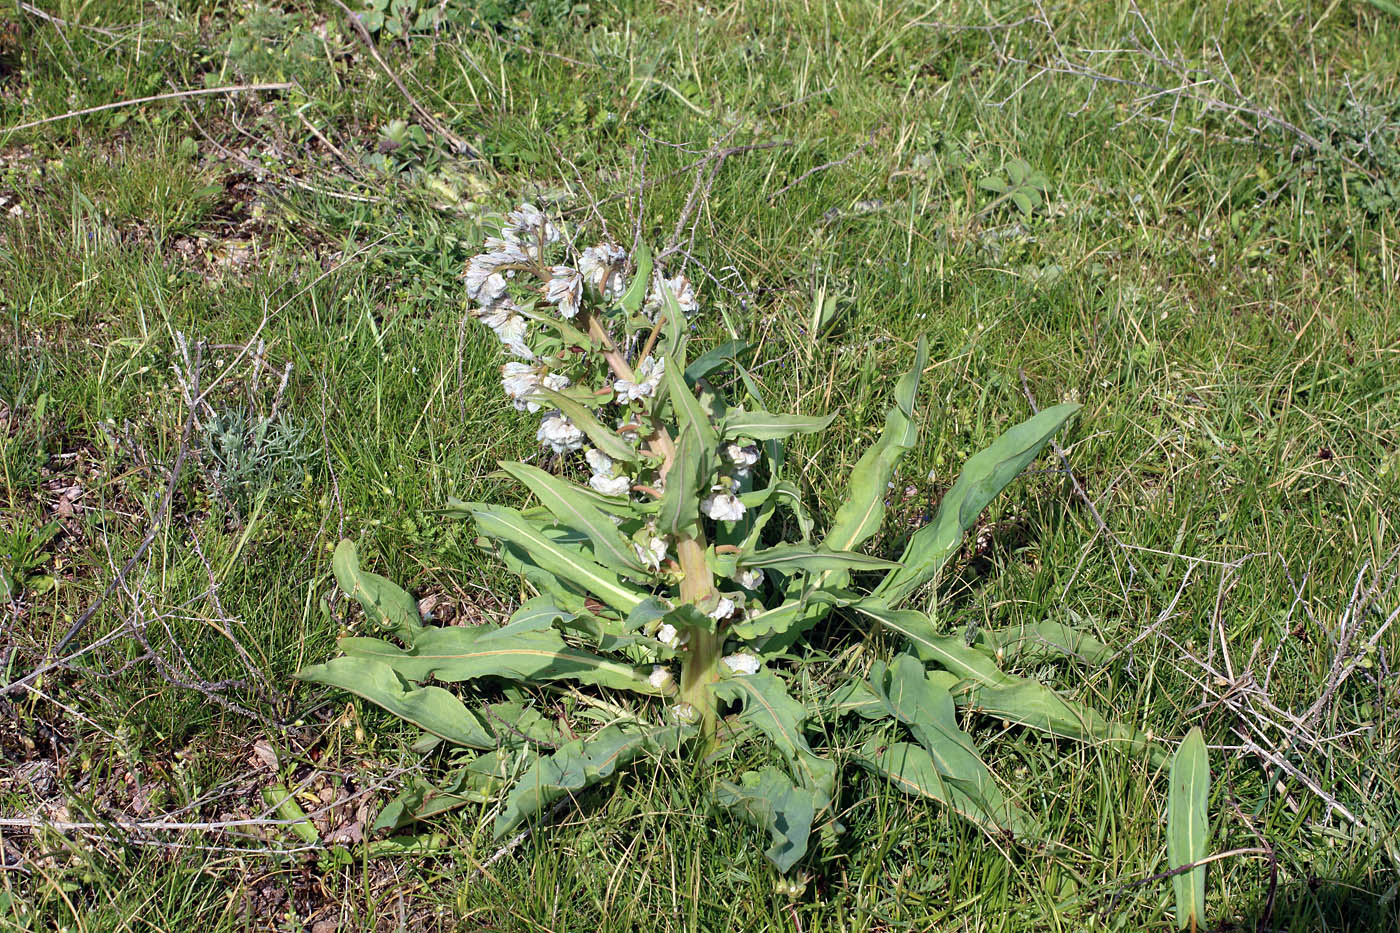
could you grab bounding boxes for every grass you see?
[2,0,1398,929]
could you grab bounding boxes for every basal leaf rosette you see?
[297,204,1161,876]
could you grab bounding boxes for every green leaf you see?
[740,544,900,574]
[850,602,1015,686]
[618,242,652,315]
[1168,727,1210,931]
[875,402,1080,607]
[716,767,819,873]
[1011,190,1035,215]
[469,504,647,613]
[718,410,837,441]
[295,656,495,747]
[973,620,1114,667]
[332,540,422,641]
[662,354,717,448]
[498,462,650,579]
[657,423,705,537]
[494,723,685,836]
[685,340,751,384]
[820,337,928,586]
[854,739,1023,838]
[532,388,636,462]
[336,624,658,694]
[712,671,834,802]
[870,656,1033,835]
[964,679,1165,765]
[824,680,890,720]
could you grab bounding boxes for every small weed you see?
[0,518,59,602]
[199,408,312,518]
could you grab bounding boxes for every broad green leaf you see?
[661,354,717,447]
[823,680,890,720]
[740,544,901,574]
[820,337,928,588]
[295,656,494,748]
[532,388,636,462]
[657,275,688,359]
[657,423,705,537]
[470,504,646,613]
[618,241,652,315]
[716,767,819,872]
[972,620,1114,667]
[718,410,837,442]
[494,723,686,836]
[1168,727,1210,931]
[498,462,650,579]
[875,402,1080,607]
[854,739,1029,839]
[500,596,575,633]
[685,340,751,384]
[712,671,835,802]
[375,747,531,830]
[870,656,1029,833]
[332,540,422,641]
[850,602,1015,686]
[728,599,821,640]
[336,624,658,694]
[494,541,589,614]
[964,679,1165,765]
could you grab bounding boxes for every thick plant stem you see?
[679,625,722,744]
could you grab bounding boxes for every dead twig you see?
[2,83,291,135]
[767,129,881,201]
[328,0,474,156]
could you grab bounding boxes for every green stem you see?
[679,624,722,745]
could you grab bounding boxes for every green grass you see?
[2,0,1398,929]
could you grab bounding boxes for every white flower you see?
[544,266,583,319]
[634,535,668,569]
[579,244,627,299]
[589,473,631,496]
[644,273,699,319]
[724,443,761,478]
[647,665,675,691]
[468,269,510,307]
[585,448,613,476]
[720,653,760,676]
[467,246,528,296]
[504,367,568,412]
[585,447,629,495]
[504,203,558,250]
[475,306,532,358]
[616,418,641,444]
[735,568,764,590]
[708,597,736,621]
[502,362,541,411]
[536,411,585,453]
[614,356,665,403]
[670,702,699,724]
[656,623,680,648]
[702,488,746,522]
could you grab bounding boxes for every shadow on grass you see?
[1224,874,1398,933]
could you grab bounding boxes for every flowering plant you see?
[298,205,1159,873]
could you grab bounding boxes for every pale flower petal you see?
[720,653,760,676]
[536,411,585,453]
[589,473,631,496]
[702,488,746,522]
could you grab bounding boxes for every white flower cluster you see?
[466,203,768,613]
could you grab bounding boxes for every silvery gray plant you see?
[298,204,1159,873]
